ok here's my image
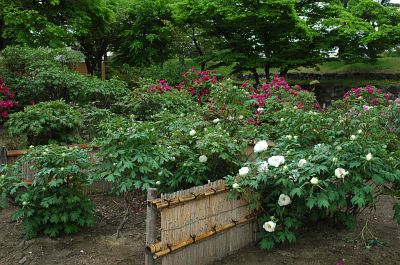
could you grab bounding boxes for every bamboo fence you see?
[146,179,257,265]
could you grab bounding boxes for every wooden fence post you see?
[145,188,158,265]
[0,146,7,165]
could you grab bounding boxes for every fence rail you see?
[145,179,257,265]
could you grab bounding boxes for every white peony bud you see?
[213,118,220,124]
[310,177,319,185]
[189,129,196,136]
[366,153,373,161]
[298,159,307,168]
[232,183,240,189]
[199,155,208,163]
[350,135,356,140]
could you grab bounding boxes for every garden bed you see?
[0,194,398,265]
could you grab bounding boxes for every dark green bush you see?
[6,100,83,145]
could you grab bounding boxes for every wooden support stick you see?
[149,216,256,259]
[151,185,229,209]
[0,146,7,165]
[145,188,158,265]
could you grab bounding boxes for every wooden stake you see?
[0,146,7,165]
[145,188,158,265]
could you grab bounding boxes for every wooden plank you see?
[0,146,7,164]
[145,188,158,265]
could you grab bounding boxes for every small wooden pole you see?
[145,188,158,265]
[0,146,7,165]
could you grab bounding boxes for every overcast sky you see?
[391,0,400,3]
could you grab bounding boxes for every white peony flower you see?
[232,183,240,189]
[189,129,196,136]
[285,135,293,140]
[263,221,276,232]
[268,156,285,168]
[283,165,289,172]
[357,129,363,134]
[310,177,319,185]
[155,181,161,186]
[199,155,208,163]
[254,140,269,153]
[332,157,338,163]
[298,159,307,168]
[239,167,250,176]
[257,162,269,173]
[278,194,292,206]
[350,135,356,140]
[171,156,176,162]
[239,115,244,120]
[213,118,220,124]
[366,153,373,161]
[257,107,264,113]
[334,168,348,179]
[228,116,235,121]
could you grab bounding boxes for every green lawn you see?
[289,57,400,74]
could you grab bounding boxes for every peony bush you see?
[226,87,400,250]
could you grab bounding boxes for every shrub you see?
[0,145,95,239]
[6,100,83,145]
[0,46,129,109]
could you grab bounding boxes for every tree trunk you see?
[252,68,260,87]
[279,68,288,77]
[179,55,185,66]
[264,64,270,80]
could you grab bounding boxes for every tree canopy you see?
[1,0,399,80]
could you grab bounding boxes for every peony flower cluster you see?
[268,156,285,168]
[257,161,269,173]
[238,167,249,176]
[335,168,348,179]
[254,140,269,153]
[263,221,276,232]
[278,194,291,206]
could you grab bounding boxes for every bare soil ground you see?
[1,194,399,265]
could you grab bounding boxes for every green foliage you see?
[95,108,250,194]
[113,0,174,67]
[6,100,83,145]
[74,105,116,141]
[0,145,95,239]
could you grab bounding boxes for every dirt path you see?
[1,194,399,265]
[212,196,400,265]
